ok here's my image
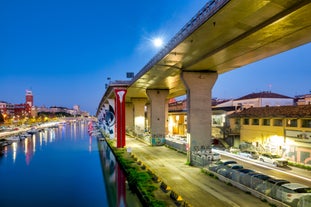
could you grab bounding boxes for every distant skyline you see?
[1,1,310,115]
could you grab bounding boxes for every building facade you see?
[228,105,311,165]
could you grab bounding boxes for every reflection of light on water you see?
[73,122,77,139]
[32,135,36,152]
[43,131,48,143]
[88,137,92,152]
[42,130,48,142]
[39,132,43,146]
[81,122,85,137]
[12,142,17,163]
[49,128,55,142]
[25,138,28,154]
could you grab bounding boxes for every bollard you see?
[170,190,183,202]
[160,182,171,193]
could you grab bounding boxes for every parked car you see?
[199,152,221,161]
[228,168,255,181]
[249,173,272,189]
[239,150,259,159]
[240,171,271,188]
[208,160,237,172]
[259,153,288,167]
[220,160,238,165]
[211,152,221,161]
[275,183,311,207]
[216,164,243,178]
[255,178,290,197]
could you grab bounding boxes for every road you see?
[126,137,272,207]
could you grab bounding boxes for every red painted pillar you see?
[114,88,127,148]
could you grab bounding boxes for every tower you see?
[25,90,33,107]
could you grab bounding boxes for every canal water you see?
[0,121,142,207]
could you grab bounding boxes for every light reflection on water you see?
[0,121,143,207]
[0,121,109,207]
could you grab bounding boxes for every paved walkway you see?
[125,136,272,207]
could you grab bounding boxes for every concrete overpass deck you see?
[126,0,311,102]
[96,0,311,165]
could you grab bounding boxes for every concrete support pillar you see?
[125,102,134,132]
[131,98,147,136]
[181,71,218,164]
[145,103,151,133]
[146,89,169,146]
[114,88,127,148]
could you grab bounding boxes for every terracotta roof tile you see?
[228,105,311,118]
[235,91,292,100]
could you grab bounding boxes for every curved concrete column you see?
[146,89,169,146]
[181,71,218,164]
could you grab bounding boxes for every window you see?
[235,118,240,125]
[286,119,297,127]
[273,119,283,126]
[262,119,270,126]
[243,118,249,125]
[252,118,259,125]
[301,119,311,128]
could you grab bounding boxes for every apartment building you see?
[228,105,311,165]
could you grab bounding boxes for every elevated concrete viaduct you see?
[97,0,311,164]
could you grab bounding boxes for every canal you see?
[0,120,142,207]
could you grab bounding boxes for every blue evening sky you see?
[1,0,310,115]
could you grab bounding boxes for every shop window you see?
[286,119,297,127]
[262,119,270,126]
[273,119,283,126]
[252,118,259,125]
[301,119,311,128]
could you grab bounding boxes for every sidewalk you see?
[125,136,271,207]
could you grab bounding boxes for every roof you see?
[281,183,311,190]
[228,105,311,118]
[235,91,292,101]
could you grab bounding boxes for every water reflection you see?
[0,121,142,207]
[0,121,111,207]
[97,140,142,207]
[12,142,17,163]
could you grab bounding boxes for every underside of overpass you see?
[96,0,311,164]
[125,0,311,102]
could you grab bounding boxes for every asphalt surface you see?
[125,136,272,207]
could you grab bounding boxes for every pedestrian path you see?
[125,136,271,207]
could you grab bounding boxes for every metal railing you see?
[132,0,230,83]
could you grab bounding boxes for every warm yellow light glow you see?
[135,116,145,133]
[269,135,284,146]
[168,116,174,135]
[135,116,144,126]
